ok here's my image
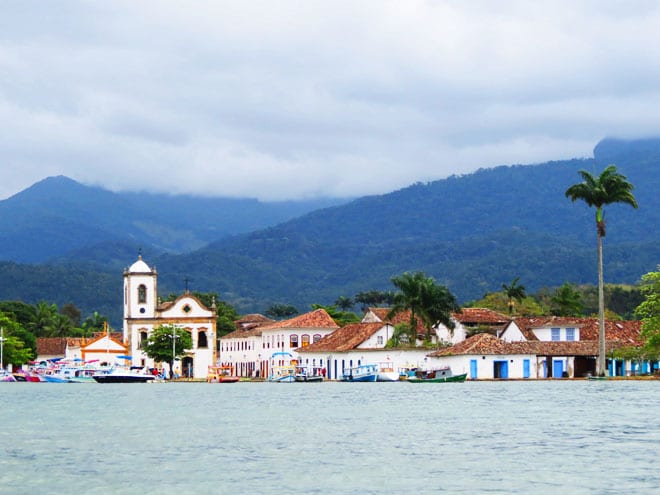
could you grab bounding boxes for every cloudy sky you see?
[1,1,659,201]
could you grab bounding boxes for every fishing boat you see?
[376,362,399,382]
[406,366,467,383]
[294,365,324,382]
[207,365,240,383]
[341,363,379,382]
[268,351,297,383]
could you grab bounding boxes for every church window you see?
[183,304,191,313]
[140,331,148,348]
[138,284,147,303]
[198,331,208,348]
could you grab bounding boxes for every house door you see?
[523,359,530,378]
[182,357,193,378]
[553,359,564,378]
[470,359,478,380]
[493,360,508,379]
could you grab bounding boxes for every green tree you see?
[354,290,396,311]
[142,325,193,379]
[389,272,459,344]
[265,304,299,320]
[60,303,81,328]
[0,314,34,367]
[334,296,354,311]
[502,277,526,315]
[311,304,359,327]
[81,312,109,334]
[550,282,584,316]
[566,164,638,375]
[635,266,660,358]
[28,302,58,337]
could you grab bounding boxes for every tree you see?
[81,312,109,334]
[141,325,193,379]
[635,266,660,359]
[354,290,396,311]
[502,277,526,315]
[0,314,34,367]
[265,304,299,320]
[311,304,359,327]
[60,303,81,328]
[28,302,58,337]
[550,282,584,316]
[334,296,354,311]
[389,272,459,344]
[566,164,638,375]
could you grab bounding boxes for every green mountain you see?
[0,137,658,324]
[0,175,346,263]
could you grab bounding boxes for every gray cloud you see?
[2,0,660,200]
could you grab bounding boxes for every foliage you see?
[265,304,299,320]
[354,290,396,311]
[466,292,544,317]
[550,282,584,316]
[141,325,193,376]
[502,277,526,315]
[334,296,354,311]
[310,304,360,327]
[389,272,459,343]
[635,266,660,357]
[386,323,412,348]
[0,314,34,366]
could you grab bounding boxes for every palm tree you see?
[502,277,526,315]
[389,272,428,343]
[565,164,638,376]
[334,296,354,311]
[550,282,584,316]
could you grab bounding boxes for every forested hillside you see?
[0,137,658,322]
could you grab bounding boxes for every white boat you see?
[341,363,379,382]
[294,365,324,382]
[93,367,156,383]
[376,362,400,382]
[268,351,297,383]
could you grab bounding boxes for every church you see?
[122,255,217,379]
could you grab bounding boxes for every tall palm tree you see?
[502,277,526,315]
[389,272,428,343]
[565,164,638,376]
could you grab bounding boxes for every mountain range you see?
[0,137,658,324]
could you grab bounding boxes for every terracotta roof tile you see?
[299,323,385,352]
[454,308,510,324]
[364,308,425,333]
[36,338,69,356]
[513,317,643,345]
[258,308,339,331]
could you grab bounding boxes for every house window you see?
[301,334,310,347]
[566,328,575,341]
[138,284,147,303]
[290,335,299,348]
[377,335,384,345]
[198,331,208,348]
[313,334,321,343]
[551,328,560,341]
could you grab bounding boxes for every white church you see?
[122,255,217,379]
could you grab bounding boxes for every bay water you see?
[1,380,659,494]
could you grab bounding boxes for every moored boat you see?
[376,362,399,382]
[207,365,240,383]
[341,363,379,382]
[92,367,156,383]
[294,365,324,382]
[406,366,467,383]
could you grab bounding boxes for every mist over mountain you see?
[0,137,658,324]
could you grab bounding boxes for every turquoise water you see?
[1,381,660,494]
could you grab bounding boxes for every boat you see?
[268,351,297,383]
[376,362,399,382]
[341,363,379,382]
[0,369,16,382]
[92,367,156,383]
[207,365,240,383]
[406,366,467,383]
[294,365,324,382]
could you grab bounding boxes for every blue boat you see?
[341,363,379,382]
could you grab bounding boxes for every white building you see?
[123,255,217,379]
[220,308,339,377]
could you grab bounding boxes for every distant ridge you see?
[0,137,658,323]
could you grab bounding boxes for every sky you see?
[2,1,660,201]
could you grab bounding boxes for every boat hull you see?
[407,373,467,383]
[93,374,155,383]
[294,375,323,382]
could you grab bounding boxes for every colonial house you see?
[435,308,511,344]
[297,321,432,380]
[500,316,647,377]
[36,332,126,364]
[123,255,217,379]
[220,308,339,377]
